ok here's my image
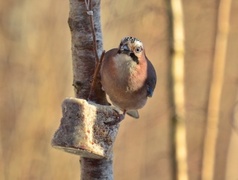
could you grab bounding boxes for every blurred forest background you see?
[1,0,238,180]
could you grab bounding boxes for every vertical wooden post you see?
[202,0,231,179]
[167,0,188,179]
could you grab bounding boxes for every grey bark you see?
[68,0,114,179]
[68,0,107,104]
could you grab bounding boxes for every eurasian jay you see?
[100,37,157,119]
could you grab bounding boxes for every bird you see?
[100,36,157,120]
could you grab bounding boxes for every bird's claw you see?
[104,109,125,126]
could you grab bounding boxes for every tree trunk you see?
[68,0,113,179]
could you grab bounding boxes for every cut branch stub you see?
[51,97,120,159]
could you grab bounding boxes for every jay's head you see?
[118,37,144,64]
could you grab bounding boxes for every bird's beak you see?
[122,44,130,51]
[118,44,130,54]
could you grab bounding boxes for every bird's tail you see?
[126,110,139,119]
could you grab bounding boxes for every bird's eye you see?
[135,47,142,53]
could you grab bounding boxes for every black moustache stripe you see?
[130,53,139,64]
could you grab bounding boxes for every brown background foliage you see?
[0,0,238,179]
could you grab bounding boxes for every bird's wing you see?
[146,59,157,97]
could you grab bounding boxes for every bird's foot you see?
[104,109,125,126]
